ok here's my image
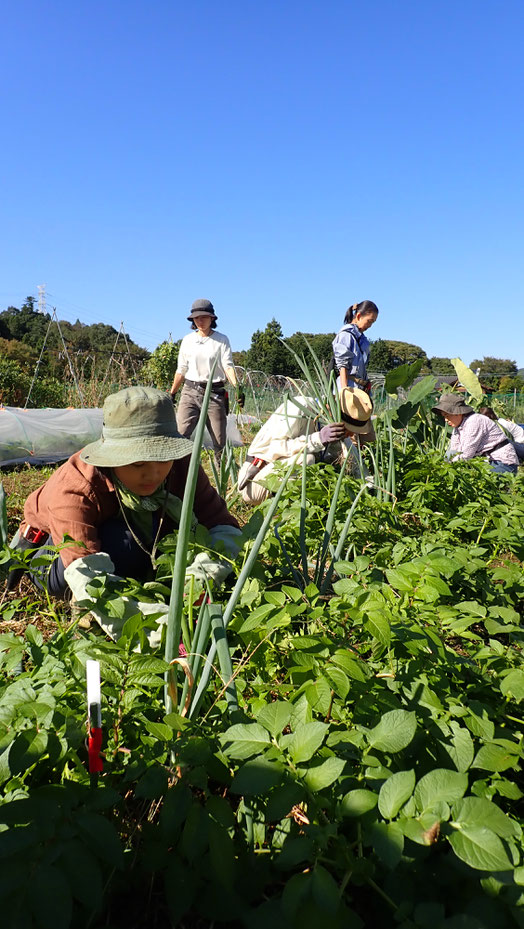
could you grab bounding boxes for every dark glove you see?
[237,387,246,409]
[169,392,176,405]
[319,422,346,444]
[224,390,230,415]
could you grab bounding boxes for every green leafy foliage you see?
[1,433,524,927]
[451,357,484,402]
[139,339,181,389]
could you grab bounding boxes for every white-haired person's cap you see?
[80,386,194,468]
[339,387,373,433]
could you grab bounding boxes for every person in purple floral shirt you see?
[432,394,519,474]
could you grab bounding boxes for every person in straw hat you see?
[9,387,241,642]
[237,387,373,505]
[170,298,244,464]
[432,394,519,474]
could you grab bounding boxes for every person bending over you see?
[432,394,519,474]
[479,407,524,462]
[9,386,241,644]
[237,388,373,505]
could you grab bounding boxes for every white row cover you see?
[0,407,256,467]
[0,407,104,467]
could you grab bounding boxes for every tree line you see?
[231,318,523,390]
[0,302,521,407]
[0,298,148,406]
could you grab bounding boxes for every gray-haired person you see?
[170,299,244,462]
[433,394,519,475]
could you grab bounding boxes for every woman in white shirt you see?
[170,299,241,461]
[479,407,524,461]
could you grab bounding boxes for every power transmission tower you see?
[37,284,47,315]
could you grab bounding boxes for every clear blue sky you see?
[1,0,523,367]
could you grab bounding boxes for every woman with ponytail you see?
[332,300,379,391]
[332,300,379,443]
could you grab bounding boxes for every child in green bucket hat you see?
[11,387,241,644]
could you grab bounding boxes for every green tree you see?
[139,341,181,389]
[0,358,31,405]
[0,337,38,373]
[232,350,249,368]
[383,340,430,370]
[470,356,518,389]
[283,332,336,377]
[0,297,51,347]
[246,319,289,375]
[429,356,455,374]
[0,300,150,384]
[368,339,394,372]
[499,375,524,392]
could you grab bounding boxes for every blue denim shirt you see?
[332,324,370,385]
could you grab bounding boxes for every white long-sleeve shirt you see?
[238,396,364,503]
[498,418,524,443]
[247,398,325,462]
[176,330,234,383]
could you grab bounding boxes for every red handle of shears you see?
[88,727,104,773]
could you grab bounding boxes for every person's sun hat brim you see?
[80,434,194,468]
[187,310,217,322]
[432,394,473,417]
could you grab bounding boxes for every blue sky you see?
[1,0,523,367]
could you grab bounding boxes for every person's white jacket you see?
[237,397,361,504]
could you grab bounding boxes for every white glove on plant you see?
[186,525,242,588]
[64,553,169,647]
[185,551,231,587]
[208,524,242,557]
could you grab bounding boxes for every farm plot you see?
[0,430,523,928]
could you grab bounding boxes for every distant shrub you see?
[0,359,68,408]
[29,378,69,408]
[139,340,180,390]
[0,358,31,405]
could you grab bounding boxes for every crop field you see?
[0,371,523,929]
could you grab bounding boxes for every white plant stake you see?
[86,659,103,775]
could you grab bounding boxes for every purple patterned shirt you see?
[448,413,519,466]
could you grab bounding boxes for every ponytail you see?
[344,300,379,325]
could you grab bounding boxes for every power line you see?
[45,290,168,347]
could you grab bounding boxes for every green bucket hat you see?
[432,393,474,418]
[80,387,194,467]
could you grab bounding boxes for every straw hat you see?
[339,387,373,434]
[432,393,473,417]
[80,387,194,467]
